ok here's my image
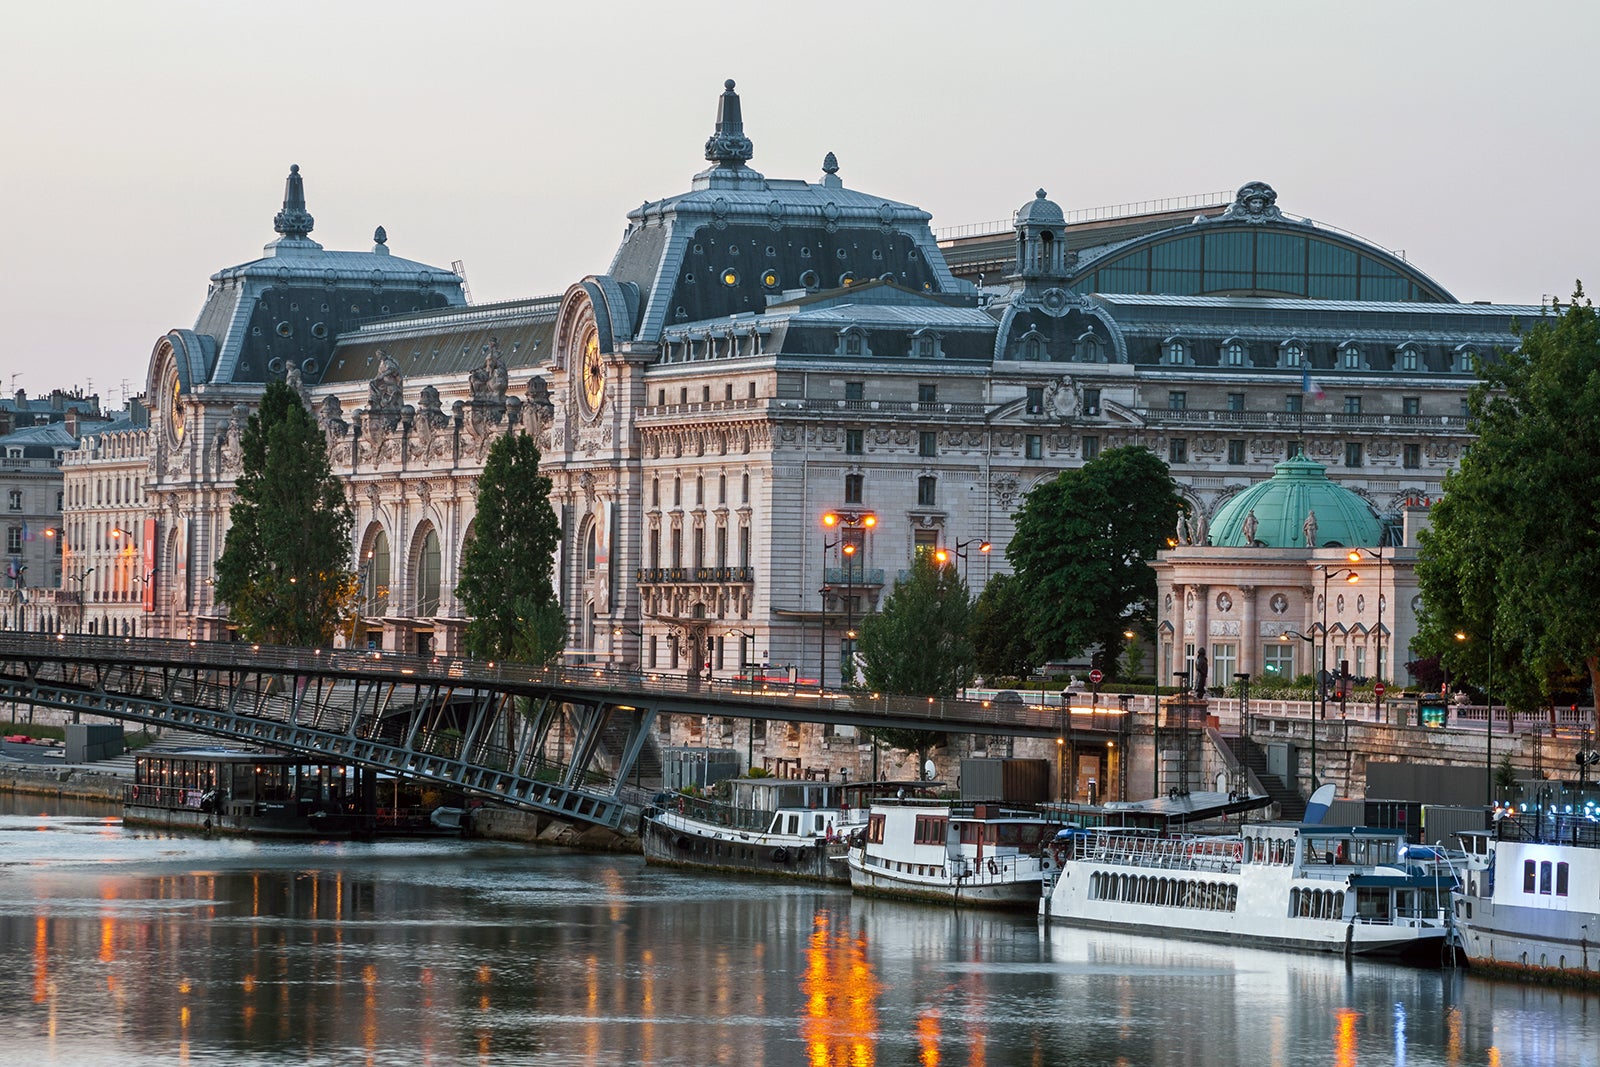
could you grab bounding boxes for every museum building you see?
[66,80,1539,692]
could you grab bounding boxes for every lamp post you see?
[724,627,755,686]
[822,510,876,692]
[1456,627,1496,807]
[820,537,839,690]
[1282,630,1317,789]
[612,624,644,673]
[1352,546,1388,719]
[952,537,992,587]
[1235,671,1252,737]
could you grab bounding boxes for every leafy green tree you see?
[457,431,565,664]
[1415,286,1600,708]
[1006,445,1184,671]
[214,380,355,645]
[969,572,1038,681]
[857,553,975,776]
[858,552,975,696]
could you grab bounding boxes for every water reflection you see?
[800,909,880,1066]
[0,809,1598,1065]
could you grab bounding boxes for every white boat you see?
[1043,821,1459,963]
[846,799,1061,909]
[642,777,890,883]
[1456,811,1600,981]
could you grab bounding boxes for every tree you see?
[1415,286,1600,709]
[214,380,355,645]
[856,553,975,777]
[858,552,975,697]
[1006,446,1184,671]
[457,431,565,664]
[969,572,1038,681]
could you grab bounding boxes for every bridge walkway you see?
[0,635,1087,832]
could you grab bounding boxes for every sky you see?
[3,1,1595,409]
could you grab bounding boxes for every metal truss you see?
[0,633,1082,830]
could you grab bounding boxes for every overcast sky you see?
[3,1,1593,408]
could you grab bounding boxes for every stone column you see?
[1240,585,1259,679]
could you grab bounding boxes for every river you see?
[1,794,1595,1065]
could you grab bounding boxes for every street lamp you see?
[822,510,877,691]
[70,567,96,635]
[1350,546,1389,714]
[612,624,644,672]
[1282,630,1318,788]
[951,537,991,586]
[1456,628,1496,807]
[724,627,755,682]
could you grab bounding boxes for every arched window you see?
[1166,340,1186,365]
[363,529,391,616]
[415,528,441,616]
[1224,341,1245,367]
[585,524,598,572]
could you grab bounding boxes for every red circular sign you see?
[1374,683,1386,696]
[1089,669,1103,685]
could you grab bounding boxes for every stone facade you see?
[67,82,1532,702]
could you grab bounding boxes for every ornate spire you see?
[704,79,754,168]
[822,151,838,176]
[273,164,315,238]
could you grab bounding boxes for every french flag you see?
[1301,361,1326,400]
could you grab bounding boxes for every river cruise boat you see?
[642,777,904,883]
[124,749,459,837]
[1456,809,1600,981]
[1043,822,1458,963]
[846,798,1062,909]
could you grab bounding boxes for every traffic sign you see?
[1088,669,1103,686]
[1374,682,1386,697]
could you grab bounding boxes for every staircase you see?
[1230,735,1306,821]
[88,727,242,777]
[598,716,663,789]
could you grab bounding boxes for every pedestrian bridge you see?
[0,633,1088,832]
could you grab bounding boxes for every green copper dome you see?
[1210,452,1381,549]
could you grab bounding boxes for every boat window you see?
[868,814,885,844]
[1523,859,1537,894]
[814,814,824,834]
[1557,862,1570,896]
[1540,861,1553,895]
[914,816,947,844]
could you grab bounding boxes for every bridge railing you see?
[0,633,1092,734]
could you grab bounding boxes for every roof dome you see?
[1016,188,1065,227]
[1210,452,1381,549]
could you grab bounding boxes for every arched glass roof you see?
[1068,223,1457,304]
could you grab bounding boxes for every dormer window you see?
[911,329,941,359]
[1455,345,1477,372]
[1076,332,1103,363]
[1340,342,1363,370]
[1223,340,1246,367]
[1399,345,1420,371]
[1165,339,1186,365]
[1280,341,1304,370]
[1025,337,1042,360]
[839,327,867,356]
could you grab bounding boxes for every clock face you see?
[581,328,605,412]
[167,374,185,444]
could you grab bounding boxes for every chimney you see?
[65,407,79,438]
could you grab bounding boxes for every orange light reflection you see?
[800,910,881,1066]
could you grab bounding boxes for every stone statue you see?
[1176,511,1191,546]
[415,384,450,431]
[1193,648,1208,698]
[1190,508,1208,547]
[1303,509,1318,549]
[1241,509,1259,546]
[317,394,348,442]
[367,349,404,431]
[469,338,509,431]
[285,361,311,408]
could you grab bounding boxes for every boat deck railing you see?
[1074,833,1243,874]
[856,849,1039,885]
